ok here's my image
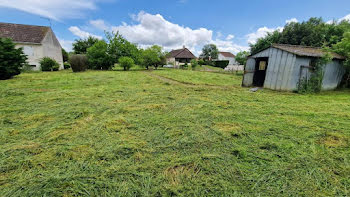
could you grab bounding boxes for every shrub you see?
[118,56,134,71]
[214,60,229,69]
[204,60,214,66]
[198,59,205,66]
[0,38,27,80]
[87,40,113,70]
[190,59,198,70]
[69,54,88,72]
[40,57,60,71]
[64,62,71,69]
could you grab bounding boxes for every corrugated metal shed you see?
[243,44,345,91]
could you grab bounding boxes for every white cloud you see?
[286,18,298,24]
[339,14,350,22]
[327,14,350,24]
[111,12,212,51]
[246,26,283,44]
[105,11,247,55]
[89,19,109,31]
[0,0,101,21]
[212,39,249,54]
[68,26,102,39]
[58,38,73,52]
[226,34,235,40]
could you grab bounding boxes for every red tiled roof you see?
[219,52,235,58]
[0,22,50,44]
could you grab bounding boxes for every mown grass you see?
[0,69,350,196]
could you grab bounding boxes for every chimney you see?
[183,45,186,49]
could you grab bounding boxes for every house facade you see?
[218,52,237,65]
[167,47,196,67]
[242,44,345,91]
[0,22,64,71]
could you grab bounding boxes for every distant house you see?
[242,44,345,91]
[167,47,196,67]
[218,52,237,65]
[0,22,63,71]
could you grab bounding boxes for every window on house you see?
[259,61,267,70]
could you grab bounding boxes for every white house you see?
[218,52,237,65]
[0,22,64,70]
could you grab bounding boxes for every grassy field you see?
[0,69,350,196]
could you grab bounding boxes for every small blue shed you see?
[242,44,345,91]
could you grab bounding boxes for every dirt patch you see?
[319,133,348,148]
[164,163,201,186]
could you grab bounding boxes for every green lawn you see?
[1,69,349,196]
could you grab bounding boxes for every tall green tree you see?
[105,31,141,64]
[72,36,100,54]
[201,44,219,60]
[235,51,250,65]
[86,40,113,70]
[0,38,27,80]
[141,46,161,70]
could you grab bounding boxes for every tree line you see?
[69,31,167,71]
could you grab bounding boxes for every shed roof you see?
[0,22,50,44]
[219,52,235,58]
[272,44,345,60]
[168,48,196,59]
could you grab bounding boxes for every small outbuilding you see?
[242,44,345,91]
[0,22,64,71]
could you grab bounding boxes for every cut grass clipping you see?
[0,69,349,196]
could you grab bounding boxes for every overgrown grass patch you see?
[0,69,349,196]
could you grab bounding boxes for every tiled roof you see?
[168,48,196,59]
[272,44,345,60]
[219,52,235,58]
[0,22,50,44]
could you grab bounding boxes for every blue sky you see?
[1,0,349,55]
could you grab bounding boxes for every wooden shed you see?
[242,44,345,91]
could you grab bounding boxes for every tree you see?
[250,31,281,54]
[201,44,219,60]
[235,51,250,65]
[142,47,159,70]
[86,40,113,70]
[249,18,350,54]
[72,36,99,54]
[62,48,69,62]
[332,32,350,87]
[0,38,27,80]
[118,57,134,71]
[106,31,141,64]
[150,45,166,69]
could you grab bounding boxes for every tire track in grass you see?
[143,71,241,90]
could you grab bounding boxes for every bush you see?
[214,60,229,69]
[198,59,205,66]
[69,54,88,72]
[0,38,27,80]
[204,60,214,66]
[64,62,71,69]
[118,56,134,71]
[190,59,198,70]
[87,40,113,70]
[40,57,60,71]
